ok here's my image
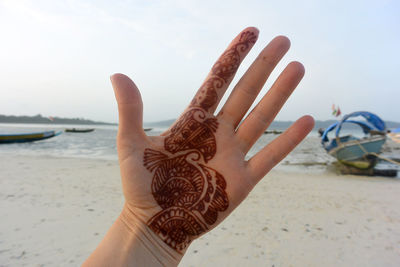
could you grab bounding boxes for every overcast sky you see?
[0,0,399,123]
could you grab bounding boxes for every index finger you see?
[189,27,259,114]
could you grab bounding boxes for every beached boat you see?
[0,130,61,144]
[65,128,95,133]
[320,111,386,169]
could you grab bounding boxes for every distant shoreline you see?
[0,114,117,126]
[2,114,399,129]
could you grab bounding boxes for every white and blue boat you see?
[321,111,386,168]
[0,130,61,144]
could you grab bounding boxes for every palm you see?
[111,27,314,255]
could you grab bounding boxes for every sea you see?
[0,123,399,177]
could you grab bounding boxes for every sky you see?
[0,0,399,123]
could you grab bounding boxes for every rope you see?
[369,152,400,166]
[354,139,400,166]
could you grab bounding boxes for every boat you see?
[320,111,386,169]
[0,130,61,144]
[144,128,152,132]
[264,130,283,134]
[65,128,95,133]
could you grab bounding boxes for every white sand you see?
[0,155,399,266]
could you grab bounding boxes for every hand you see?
[107,27,313,265]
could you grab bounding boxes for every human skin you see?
[82,27,314,266]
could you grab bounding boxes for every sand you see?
[0,155,399,266]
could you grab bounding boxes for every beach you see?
[1,153,399,266]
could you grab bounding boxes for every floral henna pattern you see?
[190,30,258,111]
[143,30,257,253]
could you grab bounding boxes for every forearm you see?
[82,204,183,267]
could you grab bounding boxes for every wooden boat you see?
[264,130,283,134]
[65,128,95,133]
[320,111,386,169]
[0,130,61,144]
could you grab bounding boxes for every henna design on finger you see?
[143,30,256,253]
[190,30,258,111]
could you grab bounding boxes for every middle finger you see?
[217,36,291,128]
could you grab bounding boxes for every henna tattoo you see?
[165,109,218,162]
[144,146,229,253]
[143,30,256,253]
[190,30,257,111]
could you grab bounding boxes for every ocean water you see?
[0,123,326,161]
[0,123,399,176]
[0,123,120,160]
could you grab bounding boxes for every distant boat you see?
[264,130,283,135]
[144,128,152,132]
[320,111,386,169]
[65,128,95,133]
[0,130,61,144]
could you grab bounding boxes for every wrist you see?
[119,203,184,266]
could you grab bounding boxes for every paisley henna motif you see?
[143,30,257,253]
[144,147,228,253]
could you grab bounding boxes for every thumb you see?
[110,73,144,141]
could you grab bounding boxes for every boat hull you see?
[328,135,386,162]
[0,131,61,144]
[65,128,94,133]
